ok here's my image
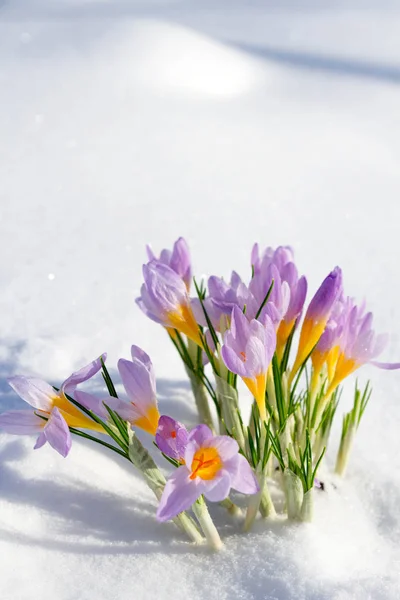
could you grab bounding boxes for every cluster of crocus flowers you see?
[1,236,399,549]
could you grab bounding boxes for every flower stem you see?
[284,468,303,520]
[193,496,223,551]
[244,466,265,531]
[335,423,356,477]
[299,488,314,522]
[220,497,242,517]
[259,483,276,519]
[128,430,203,543]
[186,367,215,431]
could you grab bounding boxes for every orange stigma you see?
[190,447,222,480]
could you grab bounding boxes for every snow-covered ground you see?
[1,1,400,598]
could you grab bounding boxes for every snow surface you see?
[1,1,400,598]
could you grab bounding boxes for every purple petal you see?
[0,410,44,434]
[287,275,308,322]
[156,466,200,522]
[203,435,238,461]
[130,345,152,370]
[146,244,156,261]
[7,376,55,411]
[228,454,259,495]
[170,237,191,287]
[230,305,250,349]
[34,431,47,449]
[156,415,188,460]
[203,470,232,502]
[118,358,156,407]
[370,360,400,370]
[221,344,248,377]
[187,424,213,446]
[43,407,72,457]
[307,267,343,322]
[62,354,106,396]
[74,391,110,420]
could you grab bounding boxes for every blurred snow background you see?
[1,1,400,598]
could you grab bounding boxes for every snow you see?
[1,1,400,598]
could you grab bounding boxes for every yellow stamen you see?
[190,447,222,480]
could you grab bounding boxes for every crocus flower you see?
[251,245,307,356]
[156,415,188,462]
[310,296,347,388]
[0,354,106,457]
[136,262,202,347]
[146,237,192,290]
[191,272,257,332]
[156,424,258,522]
[221,306,276,420]
[325,303,400,396]
[107,345,160,435]
[289,267,343,384]
[276,263,307,357]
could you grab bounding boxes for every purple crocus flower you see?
[311,295,347,384]
[156,415,188,462]
[251,245,307,354]
[290,267,343,382]
[0,354,106,457]
[146,237,192,290]
[136,262,202,346]
[156,424,259,522]
[325,302,400,394]
[103,345,160,435]
[249,263,290,327]
[191,272,257,332]
[221,306,276,420]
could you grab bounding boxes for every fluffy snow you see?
[1,1,400,598]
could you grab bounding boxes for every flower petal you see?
[203,470,231,502]
[7,376,55,411]
[130,345,152,370]
[118,358,156,408]
[370,360,400,370]
[156,466,200,522]
[0,410,44,434]
[74,391,110,420]
[203,435,238,462]
[34,431,47,449]
[228,454,259,495]
[62,354,106,396]
[43,407,72,457]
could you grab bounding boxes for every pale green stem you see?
[215,375,247,451]
[259,481,276,519]
[244,464,265,531]
[193,496,223,551]
[300,488,314,522]
[335,424,356,477]
[185,367,215,432]
[284,468,303,520]
[220,497,243,517]
[128,430,203,543]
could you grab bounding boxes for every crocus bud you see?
[221,306,276,420]
[289,267,343,383]
[136,262,202,346]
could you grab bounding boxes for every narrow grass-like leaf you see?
[255,279,274,320]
